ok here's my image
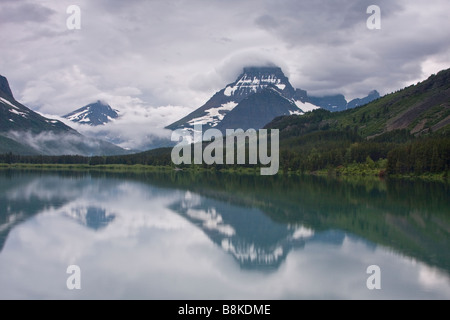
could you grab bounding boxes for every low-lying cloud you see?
[6,130,123,156]
[39,103,191,151]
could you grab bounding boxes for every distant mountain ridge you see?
[64,100,119,126]
[308,90,380,112]
[346,90,381,110]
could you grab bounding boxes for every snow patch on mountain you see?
[1,96,31,118]
[224,74,286,97]
[66,110,88,122]
[291,225,315,239]
[186,207,236,237]
[289,110,303,116]
[294,100,321,113]
[9,108,28,117]
[0,97,21,110]
[188,101,238,127]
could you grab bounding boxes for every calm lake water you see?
[0,169,449,299]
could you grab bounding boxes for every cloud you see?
[0,1,55,24]
[268,0,450,98]
[6,130,91,155]
[189,49,292,94]
[0,0,449,115]
[255,14,280,31]
[218,49,291,82]
[69,104,186,150]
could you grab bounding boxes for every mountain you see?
[64,100,119,126]
[265,68,450,139]
[170,189,314,269]
[167,66,380,134]
[0,173,116,252]
[308,90,380,112]
[0,74,127,156]
[166,66,320,133]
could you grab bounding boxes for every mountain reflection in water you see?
[0,170,449,299]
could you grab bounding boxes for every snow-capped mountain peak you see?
[223,66,292,98]
[64,100,119,126]
[166,66,316,132]
[167,65,380,135]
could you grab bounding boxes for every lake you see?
[0,169,449,299]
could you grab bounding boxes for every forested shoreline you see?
[1,130,448,179]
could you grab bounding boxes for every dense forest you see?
[0,128,449,177]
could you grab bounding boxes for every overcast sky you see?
[1,0,449,124]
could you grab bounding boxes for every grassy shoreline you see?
[0,162,448,182]
[0,163,174,172]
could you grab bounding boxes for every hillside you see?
[0,135,38,155]
[266,68,450,139]
[259,69,450,176]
